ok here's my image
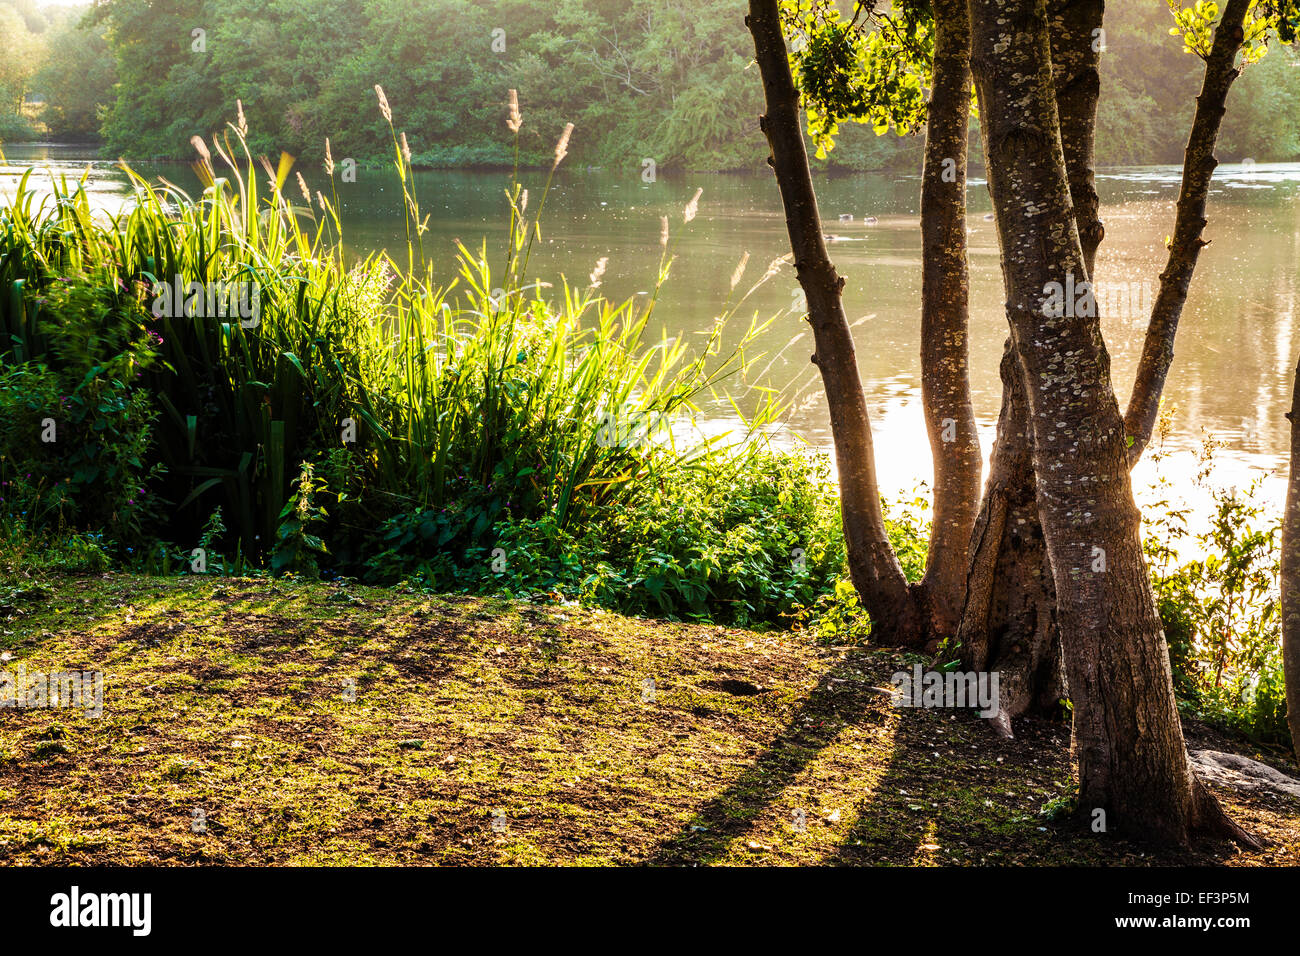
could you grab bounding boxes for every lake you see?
[3,142,1296,527]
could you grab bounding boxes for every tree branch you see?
[1123,0,1250,464]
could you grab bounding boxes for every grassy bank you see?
[0,573,1296,866]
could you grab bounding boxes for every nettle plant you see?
[272,462,330,578]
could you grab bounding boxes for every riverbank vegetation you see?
[0,106,852,626]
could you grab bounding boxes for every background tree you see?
[0,0,46,139]
[30,8,116,141]
[91,0,225,156]
[50,0,1293,170]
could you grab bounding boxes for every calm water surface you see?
[4,143,1297,524]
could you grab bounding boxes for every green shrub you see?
[1,106,806,627]
[364,446,847,627]
[0,262,164,551]
[1143,428,1288,748]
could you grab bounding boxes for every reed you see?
[0,103,780,568]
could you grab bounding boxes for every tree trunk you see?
[959,0,1246,733]
[746,0,922,646]
[955,0,1103,727]
[918,0,982,642]
[1051,0,1106,277]
[957,339,1062,734]
[1284,353,1300,764]
[968,0,1255,846]
[1124,0,1251,463]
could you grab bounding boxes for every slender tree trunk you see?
[918,0,982,642]
[968,0,1255,846]
[1052,0,1106,277]
[1284,353,1300,764]
[746,0,922,646]
[955,0,1103,726]
[1124,0,1250,462]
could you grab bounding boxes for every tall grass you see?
[0,98,782,571]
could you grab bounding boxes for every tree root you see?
[1190,775,1265,850]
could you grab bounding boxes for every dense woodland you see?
[2,0,1300,168]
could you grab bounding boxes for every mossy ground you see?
[0,573,1296,865]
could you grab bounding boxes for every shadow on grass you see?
[824,703,1077,865]
[643,646,927,866]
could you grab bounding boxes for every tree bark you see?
[1051,0,1105,277]
[959,0,1243,733]
[918,0,982,642]
[957,339,1062,734]
[746,0,922,646]
[955,0,1103,728]
[1123,0,1251,463]
[968,0,1255,846]
[1284,353,1300,764]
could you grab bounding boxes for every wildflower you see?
[553,122,574,168]
[375,85,392,122]
[683,187,703,224]
[296,171,311,204]
[324,138,335,176]
[507,89,522,133]
[236,99,248,137]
